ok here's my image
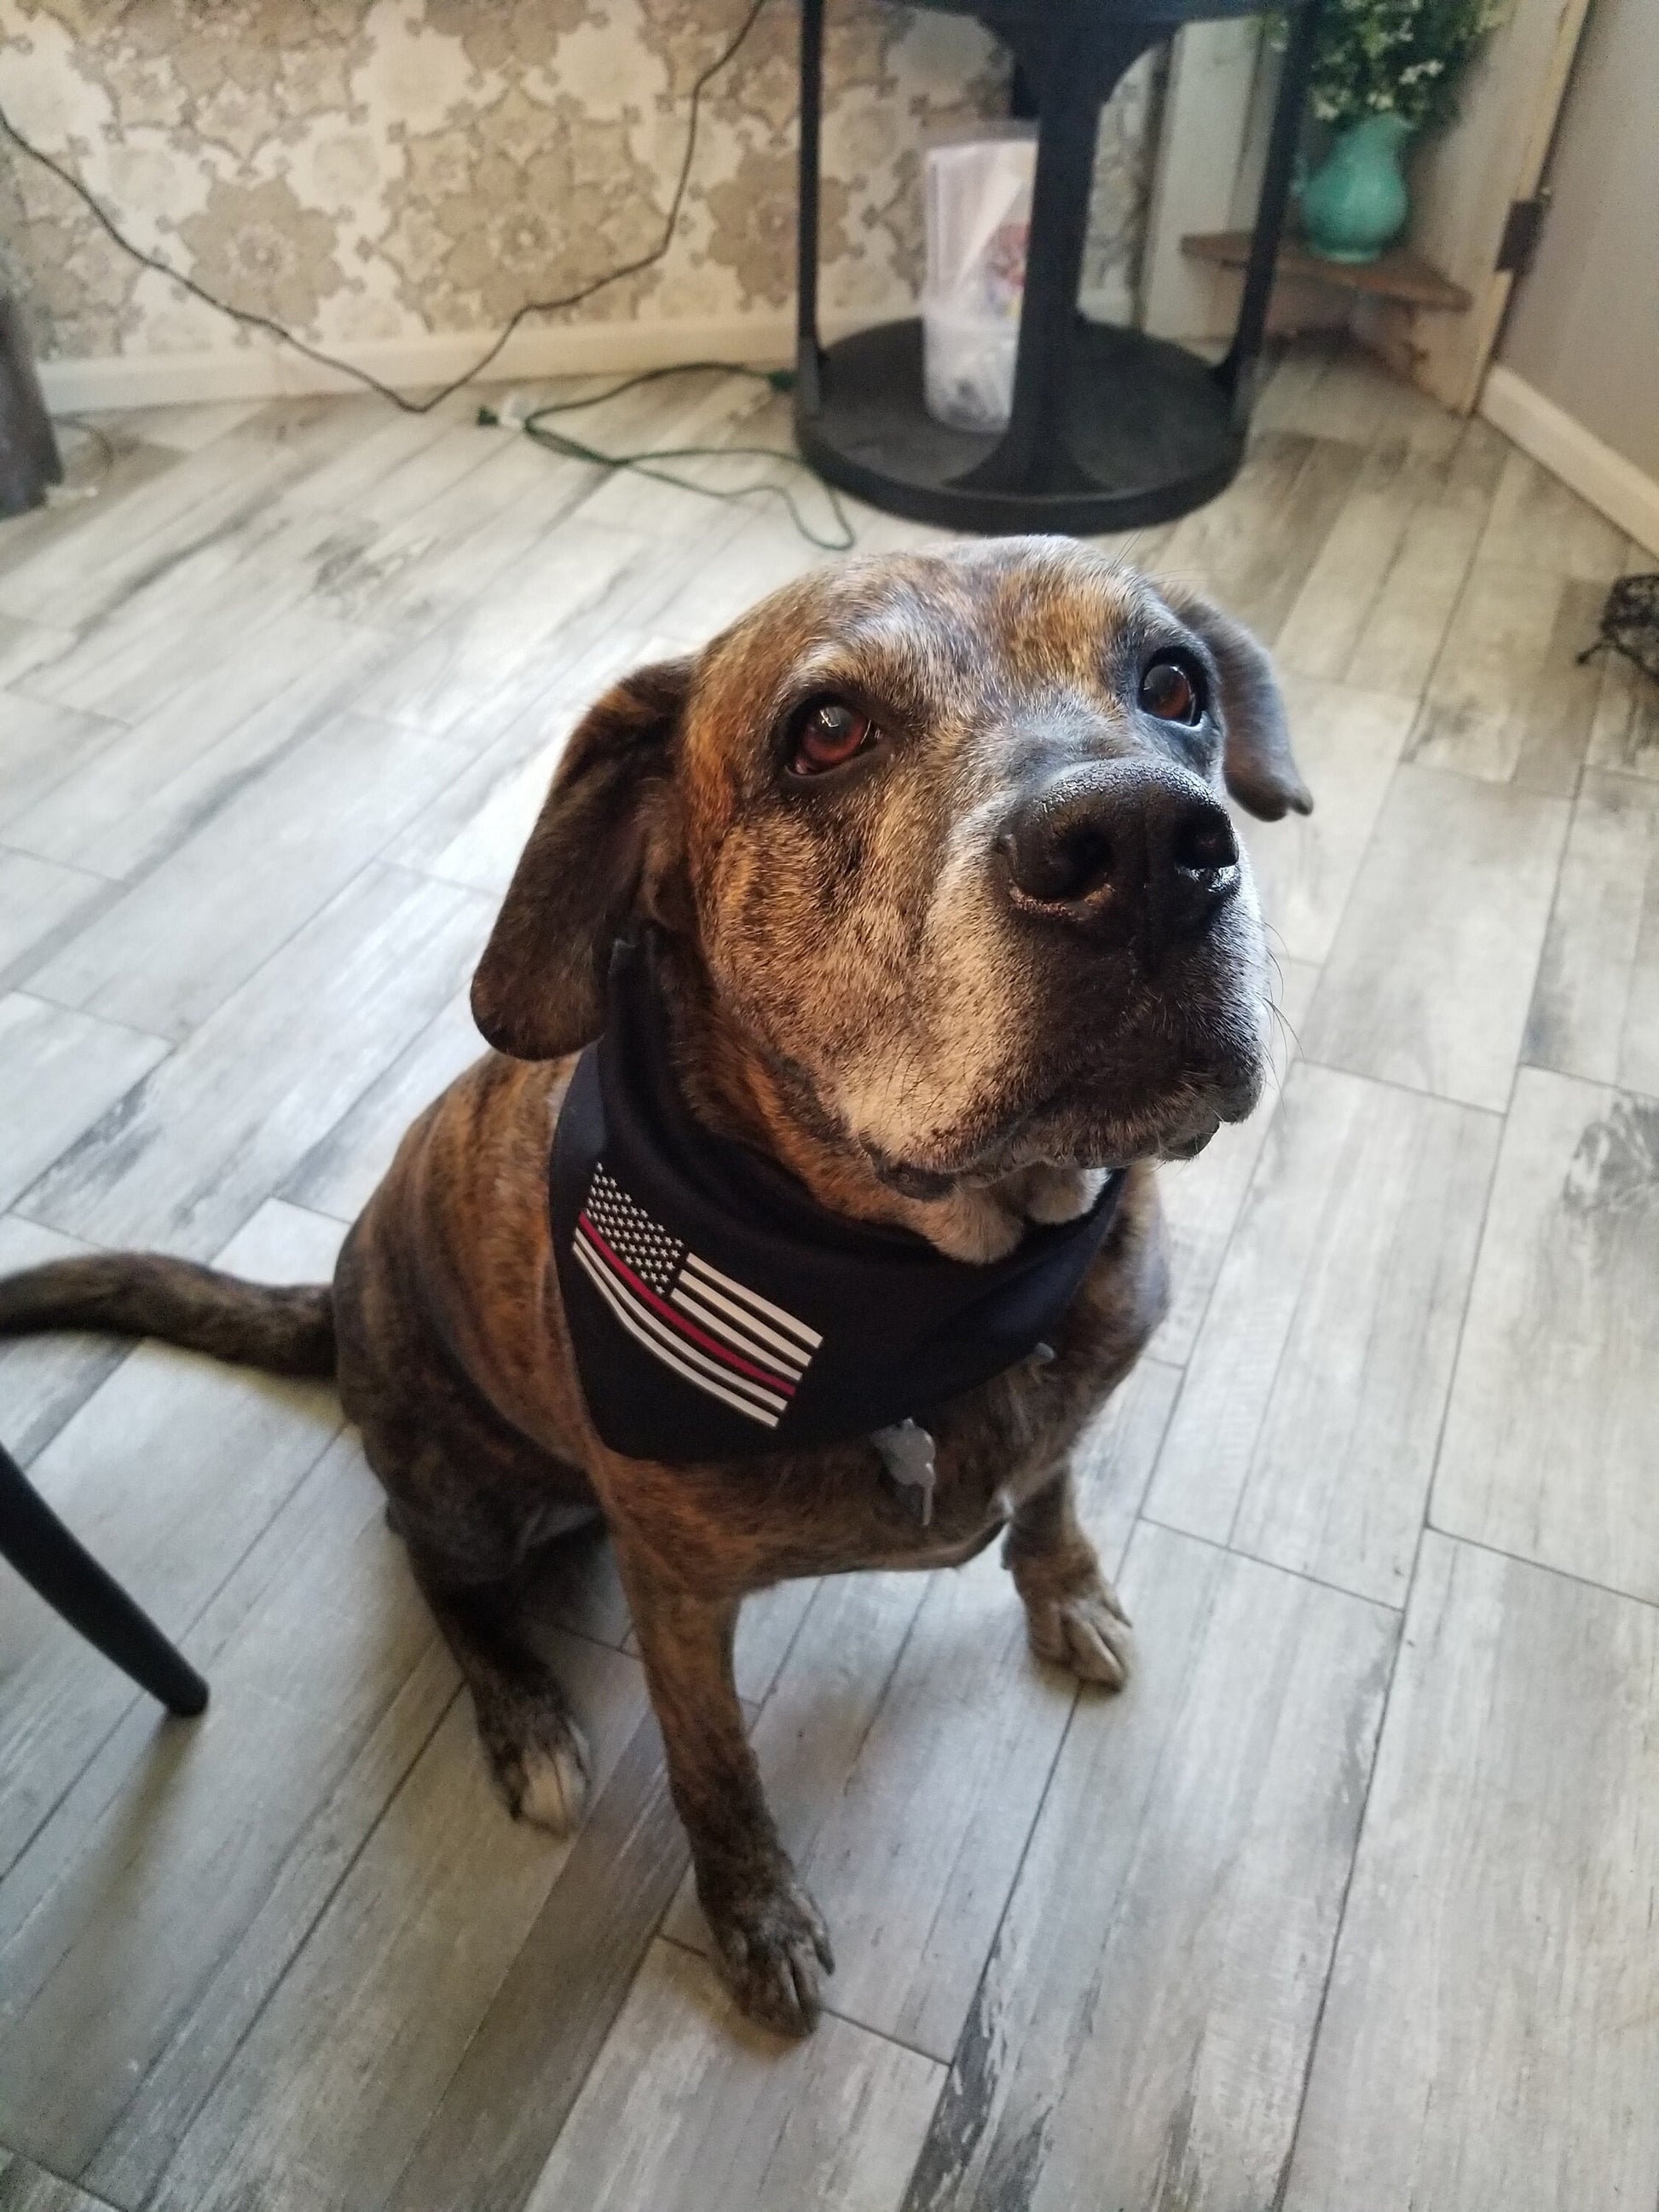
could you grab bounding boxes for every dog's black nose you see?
[999,762,1240,950]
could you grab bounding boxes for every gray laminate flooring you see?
[1,340,1655,2212]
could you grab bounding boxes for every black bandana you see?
[549,934,1124,1465]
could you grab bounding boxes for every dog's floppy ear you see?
[1156,581,1311,821]
[471,656,695,1060]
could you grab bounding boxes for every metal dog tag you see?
[872,1419,936,1525]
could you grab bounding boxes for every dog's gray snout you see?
[999,762,1240,947]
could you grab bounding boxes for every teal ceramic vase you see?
[1301,113,1413,263]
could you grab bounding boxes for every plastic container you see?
[922,307,1022,437]
[921,130,1036,435]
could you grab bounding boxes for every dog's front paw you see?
[484,1710,592,1834]
[1024,1579,1132,1689]
[703,1870,835,2036]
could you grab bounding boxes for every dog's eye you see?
[1139,656,1205,725]
[789,698,877,776]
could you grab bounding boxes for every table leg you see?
[794,0,826,415]
[0,1444,208,1717]
[958,26,1157,498]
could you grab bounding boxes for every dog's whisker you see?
[1267,998,1304,1082]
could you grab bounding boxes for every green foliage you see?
[1280,0,1506,130]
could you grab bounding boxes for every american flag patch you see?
[571,1162,821,1429]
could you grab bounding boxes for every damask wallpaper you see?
[0,0,1159,373]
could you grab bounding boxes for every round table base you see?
[797,317,1246,535]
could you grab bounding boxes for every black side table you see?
[794,0,1320,534]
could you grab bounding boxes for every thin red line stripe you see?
[576,1215,797,1396]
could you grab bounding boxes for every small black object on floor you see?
[1581,572,1659,686]
[0,1441,208,1716]
[793,0,1321,535]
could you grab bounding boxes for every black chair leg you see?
[0,1444,208,1717]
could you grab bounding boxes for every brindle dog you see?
[0,538,1308,2036]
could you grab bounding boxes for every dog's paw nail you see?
[1029,1590,1133,1689]
[1070,1621,1127,1689]
[503,1724,592,1834]
[728,1944,824,2037]
[708,1879,833,2036]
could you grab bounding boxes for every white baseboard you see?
[1481,363,1659,560]
[37,310,812,413]
[36,294,1146,418]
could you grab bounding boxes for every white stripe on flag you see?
[673,1277,812,1374]
[682,1250,822,1349]
[573,1240,780,1428]
[573,1241,789,1413]
[669,1286,808,1377]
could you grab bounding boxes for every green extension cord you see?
[477,362,857,552]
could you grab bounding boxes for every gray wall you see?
[1496,0,1659,479]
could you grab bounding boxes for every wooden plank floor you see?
[2,338,1656,2212]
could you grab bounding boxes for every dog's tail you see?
[0,1254,336,1377]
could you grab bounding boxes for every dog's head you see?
[474,538,1307,1198]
